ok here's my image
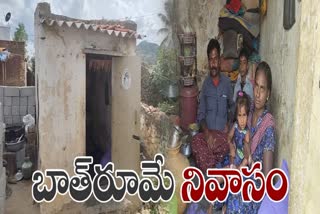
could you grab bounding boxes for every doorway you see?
[86,54,112,175]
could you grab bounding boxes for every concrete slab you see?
[28,96,36,106]
[13,116,22,124]
[19,106,27,116]
[4,116,12,125]
[19,97,28,106]
[4,97,12,106]
[0,87,4,97]
[4,87,20,97]
[12,97,19,106]
[28,106,35,115]
[4,106,11,116]
[12,106,19,116]
[20,87,35,97]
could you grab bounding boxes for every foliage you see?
[158,100,178,115]
[13,23,28,42]
[151,48,178,97]
[158,0,175,48]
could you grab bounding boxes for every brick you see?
[19,106,27,116]
[12,116,21,124]
[4,97,12,106]
[28,106,35,115]
[12,97,19,106]
[4,116,12,125]
[4,87,19,96]
[20,87,35,96]
[12,106,19,116]
[4,106,11,116]
[19,97,28,106]
[28,96,36,106]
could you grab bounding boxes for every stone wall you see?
[0,40,26,86]
[260,0,301,169]
[140,103,173,159]
[0,86,36,125]
[288,0,320,212]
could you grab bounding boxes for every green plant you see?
[158,100,178,115]
[151,48,179,99]
[158,0,176,48]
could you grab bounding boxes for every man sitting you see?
[191,39,234,172]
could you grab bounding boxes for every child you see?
[228,90,252,169]
[219,91,252,214]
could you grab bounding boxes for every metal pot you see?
[180,142,192,157]
[5,135,25,152]
[167,125,182,149]
[190,130,198,137]
[162,83,179,98]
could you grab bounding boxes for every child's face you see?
[237,105,248,130]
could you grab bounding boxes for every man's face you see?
[239,55,248,78]
[208,48,220,78]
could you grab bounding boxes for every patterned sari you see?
[225,108,276,214]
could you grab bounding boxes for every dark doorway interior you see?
[86,54,112,175]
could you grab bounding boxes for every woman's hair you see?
[255,61,272,93]
[234,91,251,120]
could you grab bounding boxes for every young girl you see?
[218,91,252,214]
[228,90,252,169]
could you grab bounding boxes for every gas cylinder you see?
[180,85,198,131]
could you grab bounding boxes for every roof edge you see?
[35,2,137,31]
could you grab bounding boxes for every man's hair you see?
[255,61,272,93]
[239,48,249,61]
[207,39,220,59]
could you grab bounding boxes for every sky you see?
[0,0,166,56]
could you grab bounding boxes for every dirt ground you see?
[5,180,40,214]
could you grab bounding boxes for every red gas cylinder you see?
[180,85,198,131]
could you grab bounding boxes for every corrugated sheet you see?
[40,18,143,39]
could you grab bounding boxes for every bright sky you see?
[0,0,165,56]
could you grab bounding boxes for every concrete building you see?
[35,2,141,213]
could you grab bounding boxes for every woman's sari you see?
[225,108,276,214]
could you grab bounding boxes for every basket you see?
[179,56,195,66]
[181,76,195,86]
[178,33,196,44]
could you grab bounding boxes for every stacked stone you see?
[1,86,36,125]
